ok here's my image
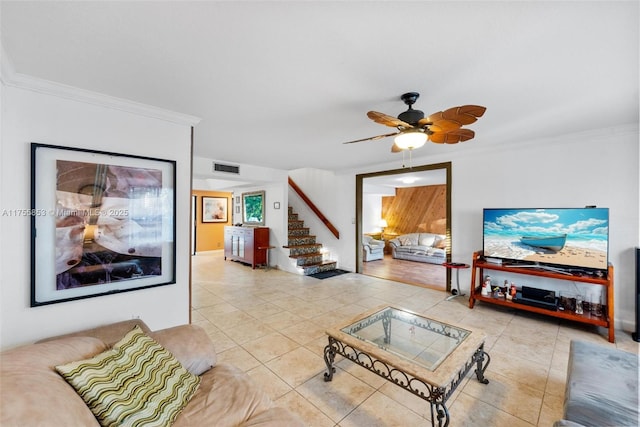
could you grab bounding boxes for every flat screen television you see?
[482,208,609,273]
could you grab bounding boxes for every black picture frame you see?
[30,143,177,306]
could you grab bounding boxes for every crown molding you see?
[0,46,200,127]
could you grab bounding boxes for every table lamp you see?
[378,219,388,234]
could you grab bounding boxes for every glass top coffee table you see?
[323,305,490,427]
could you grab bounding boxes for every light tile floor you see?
[191,251,638,427]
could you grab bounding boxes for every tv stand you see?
[469,251,615,343]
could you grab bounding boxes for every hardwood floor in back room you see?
[362,254,446,291]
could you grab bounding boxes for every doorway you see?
[356,162,452,291]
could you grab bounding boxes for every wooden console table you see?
[468,251,615,343]
[224,226,269,269]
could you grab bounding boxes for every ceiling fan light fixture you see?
[401,177,417,184]
[394,130,427,150]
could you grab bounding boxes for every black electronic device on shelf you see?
[513,286,558,311]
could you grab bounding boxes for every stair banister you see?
[288,177,340,239]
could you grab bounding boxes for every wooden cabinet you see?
[224,226,269,269]
[469,251,615,343]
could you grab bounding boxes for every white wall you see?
[362,193,383,234]
[362,182,396,234]
[0,81,197,350]
[292,125,639,331]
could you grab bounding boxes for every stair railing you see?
[288,177,340,239]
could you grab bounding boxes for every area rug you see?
[308,269,350,280]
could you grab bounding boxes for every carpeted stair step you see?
[290,252,324,267]
[301,261,337,276]
[285,244,322,256]
[288,219,305,229]
[287,235,316,246]
[288,227,310,237]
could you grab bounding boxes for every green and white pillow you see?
[56,325,200,427]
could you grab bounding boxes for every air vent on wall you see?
[213,162,240,174]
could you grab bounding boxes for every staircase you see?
[285,206,337,275]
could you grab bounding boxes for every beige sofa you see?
[388,232,446,264]
[0,319,304,427]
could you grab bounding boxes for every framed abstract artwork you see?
[202,196,228,223]
[30,143,176,306]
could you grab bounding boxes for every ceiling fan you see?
[343,92,486,153]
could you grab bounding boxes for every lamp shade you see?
[378,219,388,228]
[394,129,427,150]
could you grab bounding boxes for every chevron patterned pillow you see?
[56,325,200,427]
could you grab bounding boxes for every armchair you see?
[363,235,385,261]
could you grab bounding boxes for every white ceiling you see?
[2,1,638,174]
[363,169,447,194]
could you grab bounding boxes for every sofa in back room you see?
[388,232,446,264]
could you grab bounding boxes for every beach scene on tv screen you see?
[483,208,609,270]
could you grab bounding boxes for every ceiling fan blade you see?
[429,129,475,144]
[367,111,413,129]
[391,143,403,153]
[342,131,400,144]
[457,105,486,120]
[418,105,486,128]
[426,119,462,133]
